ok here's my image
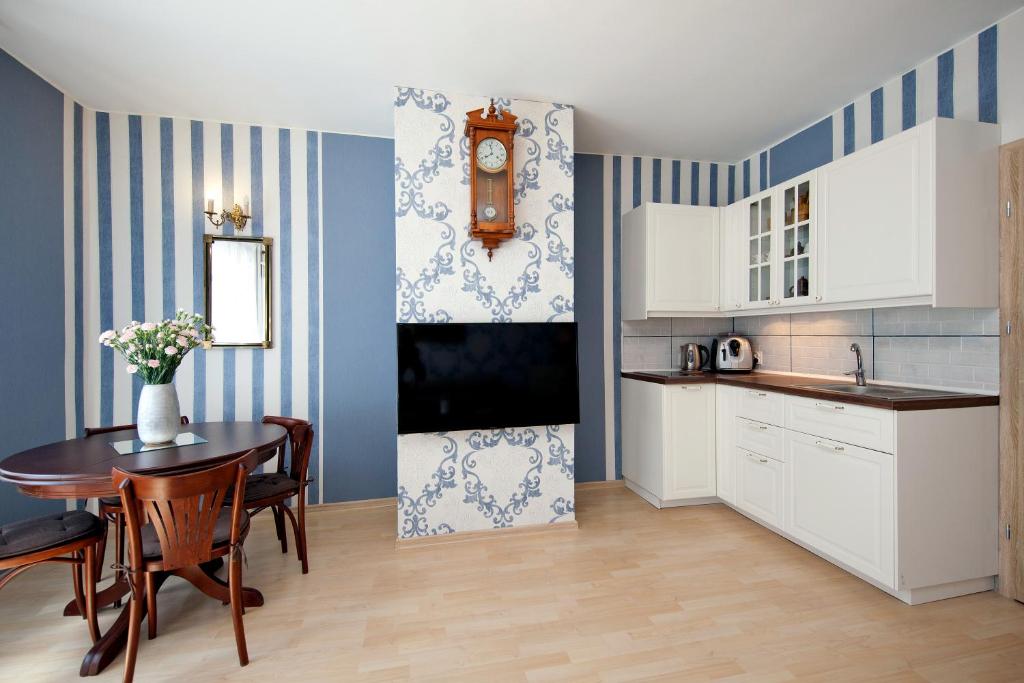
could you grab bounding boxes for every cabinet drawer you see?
[786,431,895,588]
[735,387,785,426]
[735,447,786,530]
[735,417,785,462]
[785,395,894,453]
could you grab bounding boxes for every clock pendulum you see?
[483,179,497,221]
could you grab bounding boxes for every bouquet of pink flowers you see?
[98,310,213,384]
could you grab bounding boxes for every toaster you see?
[712,336,757,373]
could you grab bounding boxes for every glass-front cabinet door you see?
[779,172,816,304]
[742,189,775,308]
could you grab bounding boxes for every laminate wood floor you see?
[2,485,1024,682]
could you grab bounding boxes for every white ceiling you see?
[1,0,1021,160]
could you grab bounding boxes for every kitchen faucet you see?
[845,343,866,386]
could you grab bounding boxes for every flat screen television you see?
[397,322,580,434]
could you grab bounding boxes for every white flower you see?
[140,322,157,332]
[126,365,138,374]
[164,346,178,355]
[176,335,188,347]
[98,330,115,344]
[147,359,161,368]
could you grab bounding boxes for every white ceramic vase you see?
[137,382,181,445]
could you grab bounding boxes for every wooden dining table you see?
[0,421,287,677]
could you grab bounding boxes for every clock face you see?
[482,205,497,220]
[476,137,507,171]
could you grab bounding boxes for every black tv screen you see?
[397,322,580,434]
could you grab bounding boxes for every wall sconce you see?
[205,197,251,232]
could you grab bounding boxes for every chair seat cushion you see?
[140,508,249,559]
[99,496,121,508]
[242,472,300,503]
[0,510,103,560]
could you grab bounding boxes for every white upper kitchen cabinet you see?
[731,172,818,312]
[736,188,777,310]
[622,203,720,318]
[719,201,743,313]
[777,172,818,305]
[817,117,999,307]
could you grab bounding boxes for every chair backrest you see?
[262,416,314,483]
[84,416,190,438]
[111,450,257,571]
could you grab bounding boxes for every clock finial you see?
[487,98,497,118]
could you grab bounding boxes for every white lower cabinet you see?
[735,447,785,530]
[785,431,895,588]
[735,416,785,461]
[665,384,717,500]
[627,378,997,604]
[715,386,737,504]
[622,379,716,507]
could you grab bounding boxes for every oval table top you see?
[0,421,287,499]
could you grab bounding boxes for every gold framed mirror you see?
[203,235,273,348]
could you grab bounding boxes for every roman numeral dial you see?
[476,137,507,171]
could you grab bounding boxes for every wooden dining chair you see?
[0,510,103,643]
[86,416,190,594]
[112,449,256,682]
[238,416,314,574]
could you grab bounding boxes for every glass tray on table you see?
[109,432,208,455]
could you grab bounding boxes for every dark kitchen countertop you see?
[620,370,999,411]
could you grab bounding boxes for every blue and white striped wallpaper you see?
[597,156,731,480]
[60,105,325,503]
[738,22,1004,191]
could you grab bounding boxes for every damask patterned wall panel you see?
[394,87,575,538]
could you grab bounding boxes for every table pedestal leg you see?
[65,558,224,616]
[78,573,167,677]
[64,578,131,616]
[77,558,260,676]
[173,564,264,608]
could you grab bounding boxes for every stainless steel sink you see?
[799,383,963,399]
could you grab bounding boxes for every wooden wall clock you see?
[465,99,518,260]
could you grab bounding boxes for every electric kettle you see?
[680,343,710,371]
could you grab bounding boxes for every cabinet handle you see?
[748,454,769,463]
[747,423,769,431]
[735,303,742,309]
[815,440,845,453]
[815,295,822,302]
[814,402,844,411]
[747,391,768,398]
[679,385,702,391]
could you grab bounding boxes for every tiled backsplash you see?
[622,307,999,393]
[622,317,732,371]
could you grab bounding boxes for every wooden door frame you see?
[999,138,1024,601]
